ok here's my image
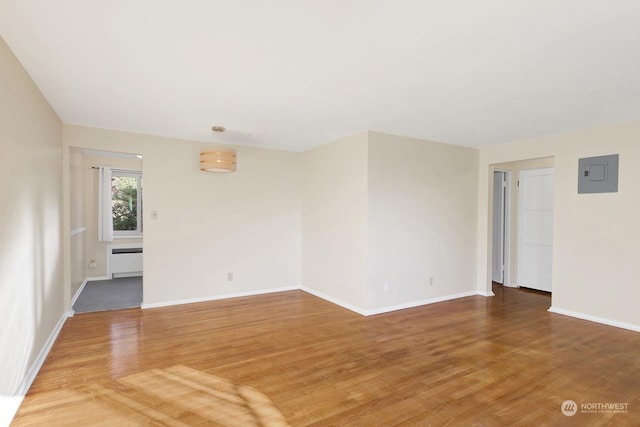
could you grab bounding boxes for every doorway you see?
[489,157,555,294]
[68,147,144,313]
[516,168,554,292]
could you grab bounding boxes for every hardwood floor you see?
[13,285,640,426]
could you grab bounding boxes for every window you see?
[112,170,142,237]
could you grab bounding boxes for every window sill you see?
[113,235,143,239]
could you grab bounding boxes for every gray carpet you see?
[73,277,142,313]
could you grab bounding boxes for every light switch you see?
[151,210,158,220]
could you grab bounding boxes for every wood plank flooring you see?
[13,285,640,426]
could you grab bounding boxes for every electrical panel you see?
[578,154,619,194]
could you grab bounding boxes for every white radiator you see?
[109,244,143,278]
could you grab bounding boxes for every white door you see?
[492,171,505,283]
[517,168,554,292]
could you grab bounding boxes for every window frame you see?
[111,169,143,238]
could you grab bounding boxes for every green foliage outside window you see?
[112,176,139,231]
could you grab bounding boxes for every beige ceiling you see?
[1,1,639,151]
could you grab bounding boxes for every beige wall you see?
[69,149,84,230]
[80,152,143,278]
[69,149,86,298]
[301,131,479,312]
[69,233,85,299]
[0,37,64,394]
[64,125,301,305]
[493,157,554,287]
[367,132,479,309]
[301,133,369,308]
[478,122,640,328]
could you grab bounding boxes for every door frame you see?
[493,169,512,287]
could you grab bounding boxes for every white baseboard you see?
[4,310,71,426]
[548,307,640,332]
[141,285,494,316]
[363,291,480,316]
[299,286,368,316]
[112,272,142,279]
[0,396,24,427]
[300,287,481,317]
[70,279,88,307]
[141,286,300,310]
[477,290,496,297]
[17,310,72,396]
[86,276,109,281]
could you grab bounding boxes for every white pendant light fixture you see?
[200,126,237,173]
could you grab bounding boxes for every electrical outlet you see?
[384,282,390,293]
[429,276,434,286]
[227,272,233,281]
[88,259,97,269]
